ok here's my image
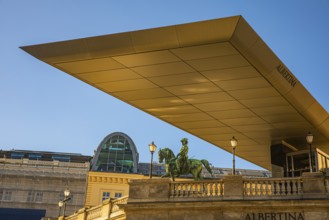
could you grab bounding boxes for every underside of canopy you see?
[21,16,329,170]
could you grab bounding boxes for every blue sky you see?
[0,1,328,170]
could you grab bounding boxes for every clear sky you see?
[0,1,328,170]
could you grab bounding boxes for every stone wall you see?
[0,158,89,218]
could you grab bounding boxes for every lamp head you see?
[149,141,157,153]
[58,200,64,207]
[64,189,70,197]
[231,136,238,148]
[306,132,314,144]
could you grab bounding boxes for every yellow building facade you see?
[85,171,148,208]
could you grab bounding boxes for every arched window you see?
[91,132,139,173]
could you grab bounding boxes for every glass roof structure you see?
[91,132,139,173]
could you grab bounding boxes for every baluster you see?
[262,181,266,196]
[195,183,199,197]
[187,183,191,197]
[291,179,296,195]
[257,181,261,196]
[260,181,264,196]
[281,180,286,195]
[247,181,252,196]
[243,182,247,196]
[209,183,213,196]
[245,182,249,196]
[271,180,275,196]
[286,180,290,195]
[218,182,222,196]
[173,184,177,197]
[171,184,175,197]
[214,182,218,196]
[221,181,224,196]
[219,181,223,196]
[252,182,256,196]
[183,183,187,197]
[192,183,197,197]
[248,182,252,196]
[196,183,200,196]
[267,180,271,196]
[202,183,206,197]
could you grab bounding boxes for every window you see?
[29,154,42,160]
[27,192,34,202]
[102,192,110,201]
[0,190,13,201]
[114,193,122,198]
[27,191,43,202]
[4,191,12,201]
[35,192,43,202]
[52,155,70,162]
[11,152,24,159]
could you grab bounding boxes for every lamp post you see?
[149,141,157,178]
[63,189,70,217]
[58,189,71,218]
[231,136,238,175]
[306,132,314,173]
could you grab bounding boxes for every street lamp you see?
[306,132,314,173]
[58,200,64,217]
[231,136,238,175]
[58,189,71,217]
[149,141,157,178]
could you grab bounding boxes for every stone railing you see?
[243,177,303,199]
[128,172,329,203]
[64,213,79,220]
[85,204,104,220]
[109,196,129,219]
[59,196,128,220]
[170,180,224,199]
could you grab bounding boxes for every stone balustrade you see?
[243,177,303,199]
[58,196,128,220]
[129,173,329,202]
[170,180,224,199]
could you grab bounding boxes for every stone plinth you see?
[302,172,326,199]
[128,178,170,203]
[223,175,243,200]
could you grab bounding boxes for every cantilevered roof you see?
[21,16,329,170]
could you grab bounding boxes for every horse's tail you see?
[201,159,213,178]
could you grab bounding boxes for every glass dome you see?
[91,132,139,173]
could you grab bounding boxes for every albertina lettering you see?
[245,212,304,220]
[276,64,297,87]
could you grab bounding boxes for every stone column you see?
[223,175,243,200]
[302,172,326,199]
